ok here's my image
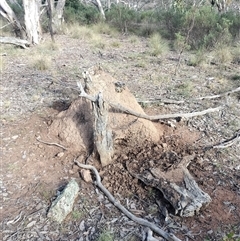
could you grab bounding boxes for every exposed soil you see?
[1,33,240,241]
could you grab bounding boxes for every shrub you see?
[64,0,100,24]
[148,33,169,57]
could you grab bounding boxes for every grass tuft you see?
[32,55,52,71]
[97,230,114,241]
[148,33,169,57]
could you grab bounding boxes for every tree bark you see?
[0,0,24,38]
[52,0,66,33]
[22,0,42,45]
[95,0,106,20]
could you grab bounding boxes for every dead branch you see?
[36,136,67,150]
[110,103,222,121]
[74,160,182,241]
[205,130,240,149]
[0,36,30,48]
[77,81,222,121]
[196,87,240,100]
[138,86,240,105]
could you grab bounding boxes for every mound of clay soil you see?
[49,67,162,157]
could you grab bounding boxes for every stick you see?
[36,136,67,150]
[74,160,182,241]
[77,81,222,121]
[110,103,222,121]
[204,130,240,150]
[196,87,240,100]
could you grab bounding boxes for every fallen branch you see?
[74,160,182,241]
[137,86,240,105]
[0,36,30,49]
[110,103,222,121]
[77,81,222,121]
[36,136,67,150]
[196,87,240,100]
[205,130,240,150]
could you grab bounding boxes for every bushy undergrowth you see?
[64,0,100,24]
[64,2,239,52]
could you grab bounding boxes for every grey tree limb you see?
[74,160,182,241]
[0,36,30,48]
[77,81,222,121]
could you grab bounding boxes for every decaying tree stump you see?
[127,154,212,217]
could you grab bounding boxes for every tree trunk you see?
[52,0,66,33]
[0,0,24,38]
[22,0,42,45]
[95,0,106,20]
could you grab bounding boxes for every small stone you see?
[80,169,92,183]
[12,135,19,140]
[57,152,64,158]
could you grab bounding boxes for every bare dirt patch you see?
[1,33,240,241]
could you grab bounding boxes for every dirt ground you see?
[1,33,240,241]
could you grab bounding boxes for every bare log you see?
[74,160,182,241]
[0,36,30,48]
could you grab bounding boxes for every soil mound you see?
[49,67,162,156]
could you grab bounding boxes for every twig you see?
[74,160,182,241]
[196,87,240,100]
[205,130,240,150]
[36,136,67,150]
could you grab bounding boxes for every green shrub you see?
[105,4,139,33]
[64,0,100,24]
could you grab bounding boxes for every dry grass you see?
[91,22,118,37]
[148,33,169,57]
[31,55,52,71]
[213,44,233,65]
[64,23,93,40]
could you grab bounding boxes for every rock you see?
[80,169,92,183]
[47,179,80,223]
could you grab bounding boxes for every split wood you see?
[74,160,182,241]
[77,81,222,121]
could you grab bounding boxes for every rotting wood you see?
[77,81,222,121]
[74,160,182,241]
[126,155,212,217]
[0,36,30,48]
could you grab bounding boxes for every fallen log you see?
[0,36,30,48]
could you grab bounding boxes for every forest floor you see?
[1,31,240,241]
